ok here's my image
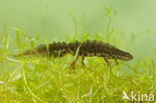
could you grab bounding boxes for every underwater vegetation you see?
[0,6,156,103]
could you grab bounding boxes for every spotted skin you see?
[16,40,133,69]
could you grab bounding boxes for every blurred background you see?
[0,0,156,60]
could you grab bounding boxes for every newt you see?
[15,40,133,69]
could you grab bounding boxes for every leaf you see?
[68,10,77,34]
[45,36,49,55]
[35,33,41,42]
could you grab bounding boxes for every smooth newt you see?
[15,40,133,69]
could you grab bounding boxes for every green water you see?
[0,1,156,102]
[0,0,156,58]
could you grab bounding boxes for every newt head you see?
[116,50,133,61]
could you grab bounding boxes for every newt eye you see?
[126,53,133,60]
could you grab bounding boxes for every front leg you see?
[115,58,118,65]
[104,57,111,67]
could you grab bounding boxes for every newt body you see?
[16,40,133,68]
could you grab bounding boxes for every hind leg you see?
[70,55,79,71]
